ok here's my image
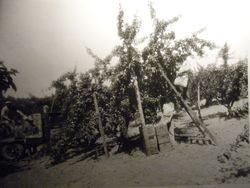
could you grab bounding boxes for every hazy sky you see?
[0,0,249,98]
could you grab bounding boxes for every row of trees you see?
[48,6,248,159]
[49,4,218,157]
[188,45,248,115]
[1,5,248,160]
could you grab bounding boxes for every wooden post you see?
[133,76,151,155]
[157,63,218,145]
[50,94,57,113]
[197,82,202,121]
[93,92,109,158]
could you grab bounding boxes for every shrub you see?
[188,59,248,114]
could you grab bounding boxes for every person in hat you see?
[1,101,11,120]
[0,101,15,137]
[0,101,27,138]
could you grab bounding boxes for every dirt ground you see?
[0,102,249,188]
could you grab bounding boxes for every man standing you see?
[1,101,27,124]
[1,101,14,137]
[1,101,12,122]
[0,101,26,138]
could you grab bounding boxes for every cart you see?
[0,113,47,161]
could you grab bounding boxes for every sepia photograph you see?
[0,0,249,187]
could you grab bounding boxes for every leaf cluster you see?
[0,62,18,103]
[188,59,248,111]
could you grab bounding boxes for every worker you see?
[162,102,177,146]
[0,101,27,138]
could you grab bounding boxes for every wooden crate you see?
[155,124,170,143]
[156,134,170,144]
[144,124,156,136]
[155,124,168,134]
[140,125,159,155]
[147,134,158,155]
[154,124,172,152]
[158,142,172,152]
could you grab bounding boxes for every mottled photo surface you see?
[0,0,249,187]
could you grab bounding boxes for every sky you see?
[0,0,249,98]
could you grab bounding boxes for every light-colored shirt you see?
[1,105,10,121]
[1,105,27,121]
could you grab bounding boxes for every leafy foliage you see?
[188,58,248,114]
[0,61,18,104]
[0,61,18,92]
[218,43,231,67]
[50,5,241,162]
[4,95,51,115]
[230,102,248,118]
[50,70,78,117]
[188,64,218,106]
[142,4,214,109]
[50,66,126,162]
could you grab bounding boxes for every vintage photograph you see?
[0,0,249,187]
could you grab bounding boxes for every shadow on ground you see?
[202,111,247,121]
[0,161,31,178]
[70,135,143,165]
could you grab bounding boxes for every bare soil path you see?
[0,103,249,187]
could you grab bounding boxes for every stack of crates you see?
[154,123,172,152]
[140,124,159,155]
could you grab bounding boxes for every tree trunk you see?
[197,82,202,121]
[157,63,218,145]
[227,105,233,116]
[93,92,109,158]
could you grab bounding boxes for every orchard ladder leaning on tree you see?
[157,63,218,146]
[133,75,152,155]
[93,91,109,158]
